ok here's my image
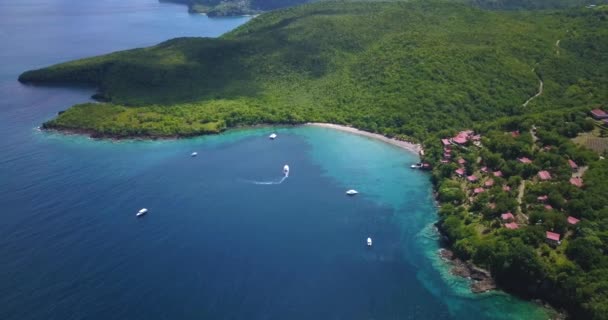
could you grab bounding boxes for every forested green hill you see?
[19,1,607,138]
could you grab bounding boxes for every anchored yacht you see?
[346,189,358,196]
[136,208,148,217]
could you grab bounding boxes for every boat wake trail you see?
[245,164,290,185]
[247,173,288,185]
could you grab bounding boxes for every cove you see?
[0,0,552,319]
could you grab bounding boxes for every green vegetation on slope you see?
[20,2,607,139]
[18,2,608,317]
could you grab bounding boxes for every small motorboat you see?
[136,208,148,217]
[283,164,290,175]
[367,237,372,247]
[191,152,198,157]
[410,163,422,169]
[269,133,277,140]
[346,189,358,196]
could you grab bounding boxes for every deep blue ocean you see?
[0,1,551,319]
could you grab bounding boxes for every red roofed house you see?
[511,130,520,137]
[545,205,553,211]
[570,177,583,188]
[518,157,532,164]
[546,231,561,245]
[471,134,481,141]
[568,159,578,171]
[567,216,580,225]
[480,166,488,173]
[458,158,467,165]
[474,187,485,194]
[467,175,478,182]
[484,179,494,188]
[501,212,515,221]
[537,195,548,202]
[441,138,451,146]
[538,171,552,181]
[493,171,503,177]
[505,222,519,230]
[503,185,511,192]
[455,168,465,177]
[453,132,469,145]
[590,109,608,120]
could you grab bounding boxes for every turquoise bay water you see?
[0,0,551,318]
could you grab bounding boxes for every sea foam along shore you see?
[305,123,423,156]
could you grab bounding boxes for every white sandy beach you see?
[305,123,423,156]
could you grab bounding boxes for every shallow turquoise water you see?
[0,0,552,319]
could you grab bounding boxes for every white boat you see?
[283,164,290,175]
[269,133,277,140]
[410,163,422,169]
[346,189,358,196]
[367,237,372,246]
[136,208,148,217]
[191,152,198,157]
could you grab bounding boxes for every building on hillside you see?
[455,168,465,177]
[458,158,467,165]
[590,109,608,120]
[545,205,553,211]
[480,166,488,173]
[511,130,520,137]
[518,157,533,164]
[568,159,578,171]
[570,177,584,188]
[441,138,451,146]
[546,231,561,245]
[452,130,474,145]
[567,216,580,225]
[537,195,548,202]
[538,171,552,181]
[467,175,478,183]
[501,212,515,221]
[502,185,511,192]
[493,171,503,177]
[505,222,519,230]
[484,179,494,188]
[474,187,485,194]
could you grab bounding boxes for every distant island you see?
[18,1,608,318]
[162,0,311,16]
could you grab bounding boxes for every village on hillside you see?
[425,108,607,268]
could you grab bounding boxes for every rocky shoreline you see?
[439,248,497,293]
